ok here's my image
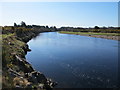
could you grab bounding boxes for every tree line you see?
[2,21,120,34]
[2,21,57,34]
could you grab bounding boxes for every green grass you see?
[2,33,26,88]
[2,33,25,68]
[2,33,15,39]
[3,34,25,56]
[59,31,120,36]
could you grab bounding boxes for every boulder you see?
[28,71,47,84]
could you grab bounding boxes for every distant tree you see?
[27,25,32,28]
[46,25,49,28]
[102,26,107,29]
[94,26,100,29]
[21,21,26,27]
[14,23,17,27]
[108,26,114,29]
[53,26,57,31]
[53,26,56,29]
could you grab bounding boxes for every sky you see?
[0,2,118,28]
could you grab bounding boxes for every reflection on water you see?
[26,32,118,88]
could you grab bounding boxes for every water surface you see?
[26,32,118,88]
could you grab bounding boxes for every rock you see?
[8,68,21,77]
[8,42,14,45]
[13,77,31,88]
[27,48,31,52]
[36,73,47,83]
[27,71,47,84]
[15,85,21,88]
[14,55,34,73]
[23,63,34,73]
[38,83,44,89]
[22,44,31,54]
[47,78,57,87]
[25,73,29,78]
[28,75,38,84]
[50,82,58,87]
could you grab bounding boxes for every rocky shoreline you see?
[2,31,57,89]
[12,43,57,89]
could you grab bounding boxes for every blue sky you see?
[1,2,118,28]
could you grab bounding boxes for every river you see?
[26,32,118,88]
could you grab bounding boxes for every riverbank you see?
[2,30,56,89]
[59,31,120,41]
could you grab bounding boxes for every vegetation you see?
[2,21,57,89]
[59,31,120,36]
[2,34,26,88]
[1,21,120,88]
[59,26,120,33]
[58,26,120,40]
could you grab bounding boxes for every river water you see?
[26,32,118,88]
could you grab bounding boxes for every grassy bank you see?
[59,31,120,36]
[59,31,120,41]
[2,34,26,88]
[2,27,56,89]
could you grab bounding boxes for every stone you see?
[8,42,14,45]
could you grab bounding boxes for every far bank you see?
[59,31,120,41]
